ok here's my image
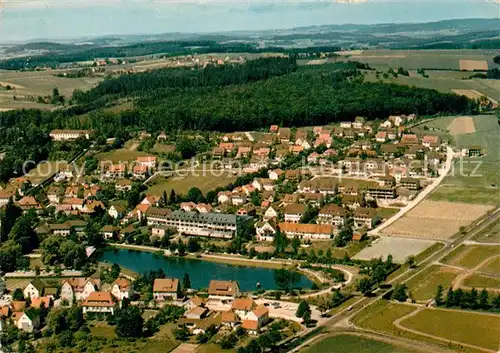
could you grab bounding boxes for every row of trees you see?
[357,256,397,294]
[435,286,500,312]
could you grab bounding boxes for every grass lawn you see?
[443,245,500,269]
[300,334,423,353]
[376,207,400,221]
[5,278,31,291]
[463,274,500,289]
[352,300,416,336]
[96,148,154,163]
[26,160,68,184]
[405,265,460,301]
[29,257,45,270]
[151,143,176,154]
[472,219,500,244]
[481,257,500,275]
[400,309,500,351]
[146,174,236,196]
[306,240,368,258]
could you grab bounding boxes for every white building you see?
[153,278,180,301]
[49,129,91,141]
[81,292,118,315]
[60,278,100,303]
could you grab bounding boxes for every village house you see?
[255,219,278,241]
[153,278,180,301]
[366,186,397,199]
[231,298,256,319]
[133,165,149,179]
[184,306,209,320]
[422,135,441,150]
[269,125,279,133]
[186,296,206,310]
[278,127,291,142]
[13,312,40,332]
[252,178,275,192]
[263,205,279,220]
[316,204,347,227]
[400,134,419,146]
[242,305,270,335]
[105,164,126,179]
[100,225,120,239]
[268,169,284,181]
[340,121,352,129]
[60,278,101,303]
[353,116,365,130]
[30,296,52,309]
[81,292,119,315]
[284,203,306,223]
[136,156,157,168]
[236,147,252,159]
[208,280,240,302]
[111,278,133,300]
[221,311,238,328]
[115,179,132,191]
[23,279,46,299]
[278,222,333,240]
[375,131,387,143]
[342,194,365,210]
[16,196,42,211]
[354,207,378,229]
[298,178,338,195]
[299,193,324,207]
[108,204,126,219]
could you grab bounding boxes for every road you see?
[370,145,455,236]
[286,207,500,353]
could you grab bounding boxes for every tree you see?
[405,255,416,269]
[479,289,489,310]
[391,284,408,302]
[0,199,22,242]
[274,268,299,293]
[435,285,444,306]
[296,300,311,319]
[177,239,187,256]
[357,278,372,295]
[174,326,190,341]
[168,189,177,205]
[8,213,39,253]
[273,229,288,254]
[494,55,500,65]
[12,288,24,301]
[186,187,204,203]
[115,306,144,338]
[182,273,191,291]
[302,309,311,326]
[291,236,301,254]
[187,237,201,253]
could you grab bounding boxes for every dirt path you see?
[450,254,500,290]
[393,307,497,353]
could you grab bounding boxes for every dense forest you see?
[0,58,478,181]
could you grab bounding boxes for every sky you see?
[2,0,499,42]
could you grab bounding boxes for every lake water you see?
[99,248,313,292]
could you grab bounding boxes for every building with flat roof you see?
[147,208,247,239]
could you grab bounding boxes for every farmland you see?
[463,274,500,290]
[442,245,500,270]
[300,333,424,353]
[381,201,493,239]
[400,309,500,351]
[0,69,102,110]
[472,219,500,243]
[405,265,460,302]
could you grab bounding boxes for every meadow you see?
[300,334,424,353]
[405,265,460,302]
[443,245,500,270]
[400,309,500,351]
[0,69,102,110]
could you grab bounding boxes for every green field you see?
[96,148,154,163]
[472,219,500,243]
[481,257,500,274]
[146,173,237,196]
[443,245,500,269]
[353,300,416,336]
[405,265,460,301]
[0,69,102,110]
[463,274,500,289]
[428,115,499,205]
[401,309,500,351]
[339,50,496,71]
[300,334,423,353]
[25,160,68,184]
[376,207,400,221]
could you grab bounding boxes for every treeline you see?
[0,39,336,70]
[436,286,500,313]
[72,56,298,105]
